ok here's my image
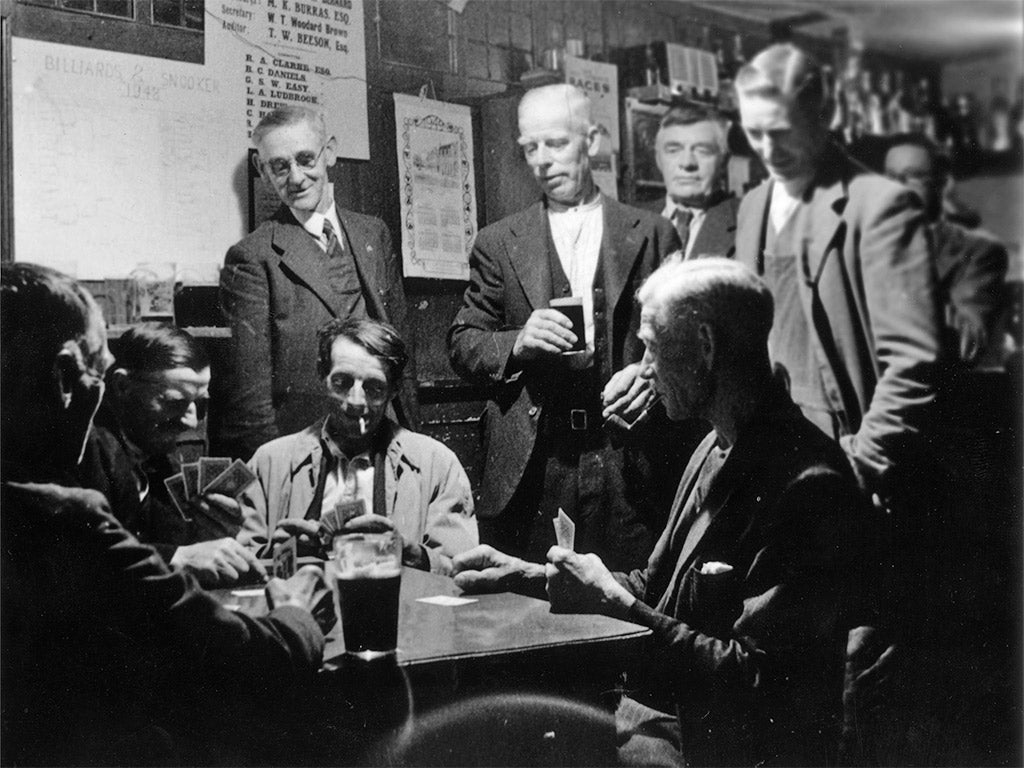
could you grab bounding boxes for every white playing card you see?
[553,507,575,550]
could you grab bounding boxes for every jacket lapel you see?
[273,209,340,317]
[602,198,644,314]
[734,183,771,270]
[287,425,323,519]
[340,214,389,321]
[690,197,737,259]
[797,173,848,289]
[507,202,554,311]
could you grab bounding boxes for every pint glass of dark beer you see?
[333,532,402,659]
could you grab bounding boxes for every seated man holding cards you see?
[238,318,477,575]
[77,323,265,587]
[453,259,877,767]
[1,263,333,766]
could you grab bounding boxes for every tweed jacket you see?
[237,418,477,575]
[734,144,942,498]
[618,385,874,766]
[446,195,680,518]
[218,203,418,460]
[638,192,740,259]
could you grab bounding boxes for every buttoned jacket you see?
[733,145,942,496]
[447,196,679,517]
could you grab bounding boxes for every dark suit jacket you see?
[447,196,680,518]
[217,203,418,460]
[931,220,1008,365]
[734,145,942,498]
[619,385,874,766]
[0,476,322,765]
[637,193,740,258]
[77,405,242,562]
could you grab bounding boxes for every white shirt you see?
[547,194,603,351]
[320,422,374,518]
[660,196,707,259]
[768,176,812,233]
[289,183,345,252]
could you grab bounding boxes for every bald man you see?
[447,84,681,571]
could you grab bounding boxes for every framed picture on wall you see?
[623,98,668,202]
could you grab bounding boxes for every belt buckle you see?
[570,409,588,431]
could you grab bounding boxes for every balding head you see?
[517,84,600,206]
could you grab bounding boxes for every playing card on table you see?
[203,459,257,498]
[273,537,297,579]
[198,457,232,494]
[553,507,575,550]
[163,473,190,519]
[320,499,367,538]
[181,462,200,500]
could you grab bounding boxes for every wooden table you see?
[215,567,649,764]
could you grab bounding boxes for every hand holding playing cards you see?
[170,537,267,588]
[271,519,322,557]
[545,546,635,619]
[190,493,243,539]
[452,544,545,594]
[265,565,336,635]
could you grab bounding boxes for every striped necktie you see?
[672,207,693,255]
[322,218,341,257]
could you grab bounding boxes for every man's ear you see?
[54,347,81,410]
[324,135,338,167]
[586,125,602,158]
[696,323,716,371]
[250,150,264,179]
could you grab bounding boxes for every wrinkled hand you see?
[271,518,323,557]
[545,546,634,618]
[601,363,657,428]
[170,537,266,588]
[340,514,425,569]
[265,564,336,635]
[512,309,578,362]
[452,544,544,594]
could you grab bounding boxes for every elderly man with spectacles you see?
[217,106,419,463]
[237,317,478,576]
[77,322,265,587]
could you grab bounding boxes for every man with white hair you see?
[448,84,681,571]
[644,105,739,259]
[454,258,874,767]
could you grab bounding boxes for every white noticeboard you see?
[393,94,477,281]
[11,0,368,280]
[564,55,619,201]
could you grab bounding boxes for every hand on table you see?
[265,564,336,634]
[271,518,323,557]
[170,537,266,588]
[545,546,635,619]
[601,363,657,430]
[452,544,544,594]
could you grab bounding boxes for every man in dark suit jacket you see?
[1,263,331,765]
[218,106,417,461]
[448,84,681,571]
[453,258,875,766]
[637,104,740,260]
[884,134,1008,366]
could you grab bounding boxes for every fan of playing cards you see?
[318,499,369,549]
[163,457,257,519]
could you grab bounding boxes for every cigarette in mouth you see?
[359,417,367,434]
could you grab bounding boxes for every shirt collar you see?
[289,183,341,241]
[546,191,603,215]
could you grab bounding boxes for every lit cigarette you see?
[359,417,367,434]
[626,394,663,431]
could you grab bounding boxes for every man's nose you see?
[680,150,697,169]
[639,350,655,379]
[345,381,368,408]
[286,160,305,185]
[180,402,200,431]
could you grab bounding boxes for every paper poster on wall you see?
[205,0,368,156]
[11,36,242,280]
[564,55,619,200]
[393,94,477,281]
